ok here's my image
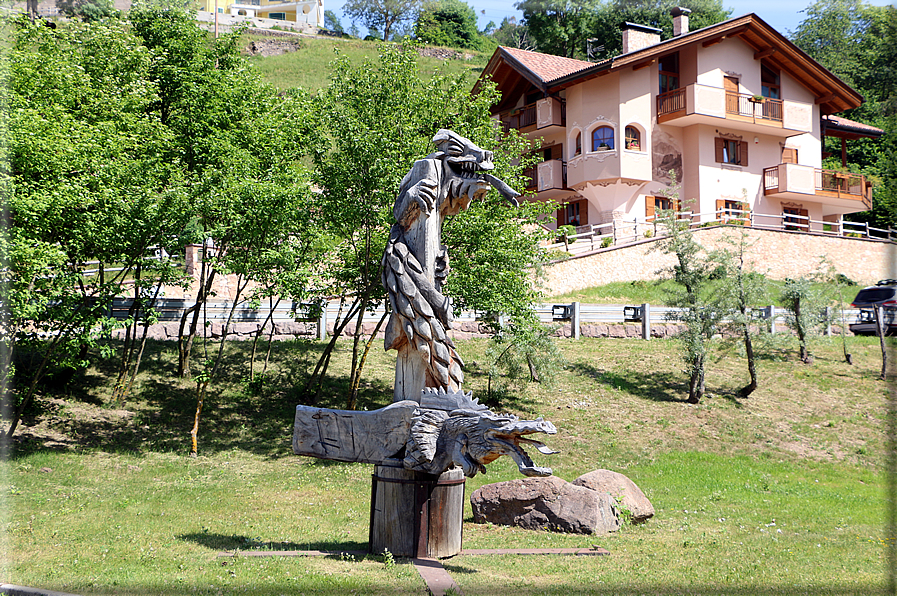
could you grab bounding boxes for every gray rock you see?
[572,469,654,523]
[470,476,621,535]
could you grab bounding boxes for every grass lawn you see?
[2,330,894,595]
[244,34,490,92]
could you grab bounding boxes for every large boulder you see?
[572,469,654,523]
[470,476,621,535]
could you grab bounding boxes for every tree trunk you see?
[178,258,216,378]
[687,354,704,404]
[347,310,389,410]
[249,295,280,382]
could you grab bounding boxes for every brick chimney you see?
[621,22,662,53]
[671,7,691,37]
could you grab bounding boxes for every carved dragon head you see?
[431,129,519,214]
[445,411,558,478]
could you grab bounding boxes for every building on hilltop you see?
[475,11,884,237]
[200,0,321,30]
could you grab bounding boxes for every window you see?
[645,196,680,220]
[783,206,808,231]
[558,199,588,227]
[573,132,582,156]
[658,53,679,95]
[592,126,614,151]
[761,63,780,99]
[715,137,748,166]
[716,199,750,224]
[268,11,286,19]
[624,126,641,150]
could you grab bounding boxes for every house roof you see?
[822,115,885,140]
[477,13,864,115]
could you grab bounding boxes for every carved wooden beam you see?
[815,93,837,105]
[632,58,655,71]
[753,47,776,60]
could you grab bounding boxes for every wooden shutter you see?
[645,196,656,219]
[716,199,726,222]
[672,199,681,212]
[741,202,752,227]
[550,145,563,160]
[714,137,725,163]
[739,141,749,167]
[782,147,797,164]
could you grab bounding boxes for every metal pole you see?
[572,302,580,340]
[641,303,651,340]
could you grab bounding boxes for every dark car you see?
[849,280,897,336]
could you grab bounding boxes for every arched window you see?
[625,126,641,150]
[573,132,582,156]
[592,126,614,151]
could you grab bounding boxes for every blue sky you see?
[336,0,895,42]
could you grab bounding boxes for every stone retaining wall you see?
[542,225,896,296]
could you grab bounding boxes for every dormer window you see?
[761,63,780,99]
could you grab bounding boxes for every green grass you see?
[3,331,894,594]
[548,277,864,308]
[244,34,490,91]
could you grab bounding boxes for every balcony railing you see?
[725,92,783,124]
[502,103,537,132]
[763,165,871,209]
[657,88,686,117]
[524,160,567,192]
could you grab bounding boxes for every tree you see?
[716,230,768,397]
[518,0,730,59]
[490,16,532,50]
[3,17,192,438]
[342,0,420,41]
[780,277,824,364]
[516,0,600,59]
[791,1,897,229]
[656,196,727,404]
[324,9,345,33]
[56,0,115,21]
[306,42,549,408]
[414,0,481,49]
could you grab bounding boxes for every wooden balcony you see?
[524,159,568,198]
[501,98,566,133]
[763,164,872,212]
[657,84,810,135]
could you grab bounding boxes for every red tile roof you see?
[823,115,885,137]
[502,47,596,84]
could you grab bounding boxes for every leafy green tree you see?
[791,1,896,228]
[306,43,549,408]
[56,0,115,21]
[324,9,345,33]
[342,0,420,40]
[516,0,600,59]
[414,0,481,49]
[3,17,192,438]
[716,230,768,397]
[490,16,531,49]
[781,277,825,364]
[517,0,730,59]
[656,197,727,403]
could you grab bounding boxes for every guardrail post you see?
[317,306,327,340]
[641,303,650,340]
[824,306,832,336]
[572,302,580,340]
[768,305,776,334]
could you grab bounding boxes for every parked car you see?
[849,280,897,336]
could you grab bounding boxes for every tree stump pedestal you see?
[369,459,465,558]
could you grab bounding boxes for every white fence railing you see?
[546,209,894,256]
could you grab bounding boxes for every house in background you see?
[476,10,884,236]
[200,0,321,29]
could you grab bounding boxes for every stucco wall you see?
[540,225,895,295]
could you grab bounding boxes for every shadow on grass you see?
[569,361,689,403]
[8,338,396,460]
[179,532,368,554]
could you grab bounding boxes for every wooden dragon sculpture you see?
[381,129,519,402]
